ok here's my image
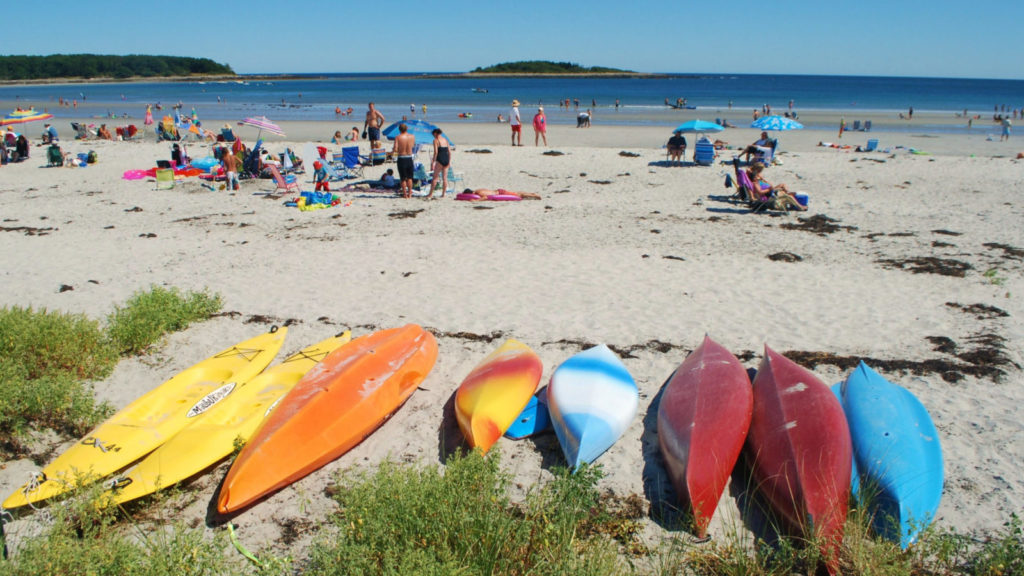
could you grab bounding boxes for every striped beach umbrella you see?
[1,108,54,126]
[238,116,285,138]
[751,115,803,131]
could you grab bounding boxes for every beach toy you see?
[456,193,480,201]
[122,169,148,180]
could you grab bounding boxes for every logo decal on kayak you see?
[82,437,121,453]
[187,382,237,418]
[264,395,284,417]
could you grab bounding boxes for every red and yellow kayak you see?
[455,339,543,452]
[217,324,437,513]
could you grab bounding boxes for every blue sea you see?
[2,73,1022,134]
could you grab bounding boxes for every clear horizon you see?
[4,0,1024,81]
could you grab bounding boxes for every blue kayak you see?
[504,387,552,439]
[835,362,944,548]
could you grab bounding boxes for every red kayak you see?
[745,346,851,576]
[657,335,752,538]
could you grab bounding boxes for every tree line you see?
[0,54,234,80]
[471,61,631,74]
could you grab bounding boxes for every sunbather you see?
[746,162,805,211]
[97,124,113,140]
[460,188,541,200]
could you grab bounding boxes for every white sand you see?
[1,123,1022,561]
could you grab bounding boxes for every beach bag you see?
[724,174,733,188]
[87,150,97,164]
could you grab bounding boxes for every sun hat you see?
[538,106,544,111]
[512,99,520,106]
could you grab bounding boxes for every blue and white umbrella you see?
[674,119,724,134]
[382,119,450,146]
[751,115,803,131]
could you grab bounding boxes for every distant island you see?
[471,61,634,75]
[419,60,663,79]
[0,54,234,81]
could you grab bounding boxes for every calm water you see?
[3,73,1022,133]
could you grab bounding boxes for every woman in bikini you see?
[427,128,452,199]
[746,162,805,211]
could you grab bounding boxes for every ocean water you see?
[2,73,1022,133]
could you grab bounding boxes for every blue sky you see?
[3,0,1021,80]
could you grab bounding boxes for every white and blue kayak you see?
[835,361,944,548]
[547,344,638,468]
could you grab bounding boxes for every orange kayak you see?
[455,339,543,452]
[217,324,437,513]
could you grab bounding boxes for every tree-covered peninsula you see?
[0,54,234,81]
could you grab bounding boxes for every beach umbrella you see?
[1,108,54,126]
[238,116,285,138]
[381,119,450,146]
[751,115,804,131]
[673,119,724,134]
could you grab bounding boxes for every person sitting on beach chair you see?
[746,162,805,211]
[741,132,772,163]
[666,131,687,166]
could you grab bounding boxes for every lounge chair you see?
[361,147,387,166]
[864,120,873,132]
[851,120,862,132]
[732,157,785,213]
[693,137,717,166]
[268,164,301,194]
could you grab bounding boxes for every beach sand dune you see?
[1,128,1021,559]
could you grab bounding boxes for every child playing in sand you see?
[313,161,329,192]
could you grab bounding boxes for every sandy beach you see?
[1,117,1022,563]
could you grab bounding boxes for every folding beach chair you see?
[753,139,777,166]
[693,137,717,166]
[340,146,364,178]
[155,168,175,190]
[447,166,466,189]
[268,164,301,194]
[46,144,64,167]
[864,120,873,132]
[851,120,862,132]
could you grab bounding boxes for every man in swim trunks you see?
[510,99,522,146]
[393,123,416,198]
[364,102,385,149]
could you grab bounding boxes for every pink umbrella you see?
[238,116,285,138]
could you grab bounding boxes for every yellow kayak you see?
[455,339,543,452]
[106,331,351,506]
[3,327,287,509]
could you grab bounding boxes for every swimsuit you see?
[397,156,414,180]
[435,146,450,167]
[367,127,380,141]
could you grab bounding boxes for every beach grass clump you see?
[0,306,117,452]
[307,449,621,576]
[106,286,222,355]
[2,485,245,576]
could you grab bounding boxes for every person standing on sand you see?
[533,106,548,146]
[909,106,914,120]
[222,148,240,191]
[510,100,522,146]
[839,117,846,139]
[364,102,385,149]
[393,123,416,199]
[427,128,451,199]
[1001,116,1012,141]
